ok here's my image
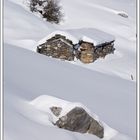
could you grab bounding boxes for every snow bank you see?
[30,95,99,122]
[4,0,136,81]
[67,28,115,46]
[37,30,79,45]
[7,39,37,51]
[4,0,55,41]
[30,95,118,140]
[37,28,115,46]
[4,44,136,140]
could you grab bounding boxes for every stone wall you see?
[95,41,115,58]
[75,42,96,63]
[37,37,74,61]
[37,36,115,63]
[75,41,115,63]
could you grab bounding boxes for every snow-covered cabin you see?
[37,31,77,61]
[37,29,115,63]
[67,28,115,63]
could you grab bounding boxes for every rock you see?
[88,120,104,138]
[50,106,62,117]
[55,107,104,138]
[118,12,128,18]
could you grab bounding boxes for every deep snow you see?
[4,44,136,140]
[4,0,136,81]
[4,0,137,140]
[37,28,115,46]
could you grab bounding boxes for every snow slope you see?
[58,0,136,81]
[3,0,136,140]
[4,0,136,81]
[4,44,136,140]
[4,0,55,42]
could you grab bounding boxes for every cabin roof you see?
[37,31,78,46]
[37,28,115,47]
[66,28,115,46]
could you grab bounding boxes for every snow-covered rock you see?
[50,106,62,117]
[4,44,135,140]
[117,11,129,18]
[56,107,104,138]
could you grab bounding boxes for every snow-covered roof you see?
[37,30,79,45]
[67,28,115,46]
[37,28,115,46]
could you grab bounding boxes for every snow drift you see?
[4,0,136,140]
[4,0,136,81]
[4,44,136,140]
[37,28,115,46]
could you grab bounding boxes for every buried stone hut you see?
[37,31,76,61]
[76,39,115,63]
[37,29,115,63]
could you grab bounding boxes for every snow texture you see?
[4,44,136,140]
[37,28,115,46]
[4,0,136,140]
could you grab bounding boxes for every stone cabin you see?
[75,40,115,63]
[37,34,75,61]
[37,29,115,63]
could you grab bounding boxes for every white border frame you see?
[1,0,3,139]
[0,0,139,140]
[136,0,139,139]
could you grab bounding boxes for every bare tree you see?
[29,0,63,24]
[43,0,63,24]
[29,0,39,12]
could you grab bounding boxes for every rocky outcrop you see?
[55,107,104,138]
[50,106,62,117]
[118,12,128,18]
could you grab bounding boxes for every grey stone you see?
[55,107,104,138]
[88,120,104,138]
[50,106,62,117]
[118,13,128,18]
